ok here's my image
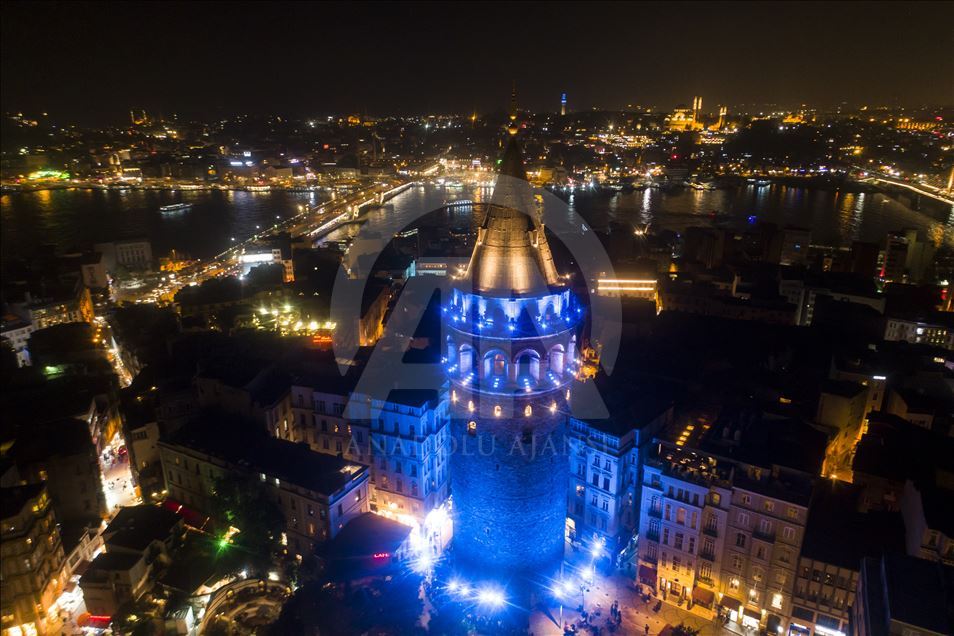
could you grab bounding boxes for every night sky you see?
[2,1,952,123]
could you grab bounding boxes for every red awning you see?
[162,498,211,530]
[720,595,742,612]
[692,586,715,606]
[638,564,657,584]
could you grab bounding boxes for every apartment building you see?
[0,484,67,636]
[159,418,369,557]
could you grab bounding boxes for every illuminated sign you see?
[240,253,276,264]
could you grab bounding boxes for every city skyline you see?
[2,2,953,124]
[2,3,953,636]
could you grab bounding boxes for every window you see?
[663,528,670,545]
[493,353,506,376]
[677,508,686,525]
[736,533,746,548]
[759,519,773,535]
[786,507,798,520]
[782,526,796,541]
[740,494,751,506]
[763,500,775,513]
[732,555,743,570]
[688,537,695,554]
[699,561,712,579]
[591,494,598,506]
[771,593,783,610]
[675,533,684,550]
[665,504,672,521]
[729,577,740,591]
[601,499,609,512]
[602,477,610,490]
[738,512,749,526]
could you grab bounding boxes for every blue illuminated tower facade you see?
[445,136,581,577]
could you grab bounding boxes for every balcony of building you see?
[702,524,719,538]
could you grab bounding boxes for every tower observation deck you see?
[445,135,580,578]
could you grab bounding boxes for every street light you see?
[477,587,505,609]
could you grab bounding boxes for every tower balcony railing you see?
[444,307,584,339]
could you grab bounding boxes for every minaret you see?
[561,92,567,116]
[445,120,578,579]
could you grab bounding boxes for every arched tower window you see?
[515,349,541,382]
[459,344,474,374]
[482,350,508,380]
[549,344,566,376]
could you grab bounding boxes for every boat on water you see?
[159,203,193,214]
[747,178,772,187]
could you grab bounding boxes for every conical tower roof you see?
[464,137,560,296]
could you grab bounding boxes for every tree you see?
[209,472,285,576]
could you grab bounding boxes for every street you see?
[528,545,740,636]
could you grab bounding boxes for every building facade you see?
[637,440,812,633]
[1,484,67,636]
[159,421,370,557]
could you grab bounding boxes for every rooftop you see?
[324,512,412,559]
[462,138,561,296]
[82,551,143,580]
[0,483,45,521]
[164,417,366,497]
[105,504,182,553]
[853,412,954,484]
[801,481,905,569]
[860,554,954,635]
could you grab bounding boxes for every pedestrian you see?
[645,624,650,636]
